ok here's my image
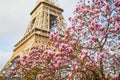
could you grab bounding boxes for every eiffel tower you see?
[0,0,66,77]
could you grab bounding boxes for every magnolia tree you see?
[10,0,120,80]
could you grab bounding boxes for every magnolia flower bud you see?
[90,26,94,31]
[98,53,104,60]
[15,59,20,64]
[99,27,104,31]
[23,55,27,60]
[83,50,88,55]
[92,36,97,41]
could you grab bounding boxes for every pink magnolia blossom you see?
[57,60,62,65]
[99,27,104,31]
[91,36,97,41]
[115,21,120,29]
[66,47,73,53]
[72,61,77,66]
[15,59,20,64]
[75,26,82,31]
[85,61,92,66]
[49,32,55,39]
[34,56,39,60]
[105,72,110,78]
[85,62,90,66]
[81,54,86,61]
[23,55,27,60]
[81,21,85,25]
[90,25,95,31]
[69,40,76,45]
[55,52,60,57]
[47,50,53,57]
[75,65,79,71]
[98,53,104,60]
[68,72,72,78]
[55,63,59,68]
[83,50,88,55]
[114,74,119,80]
[66,27,71,34]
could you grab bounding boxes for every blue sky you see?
[0,0,77,70]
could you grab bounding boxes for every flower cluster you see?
[10,0,120,80]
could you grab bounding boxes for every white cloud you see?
[0,0,36,39]
[0,51,12,70]
[59,0,77,26]
[0,0,77,39]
